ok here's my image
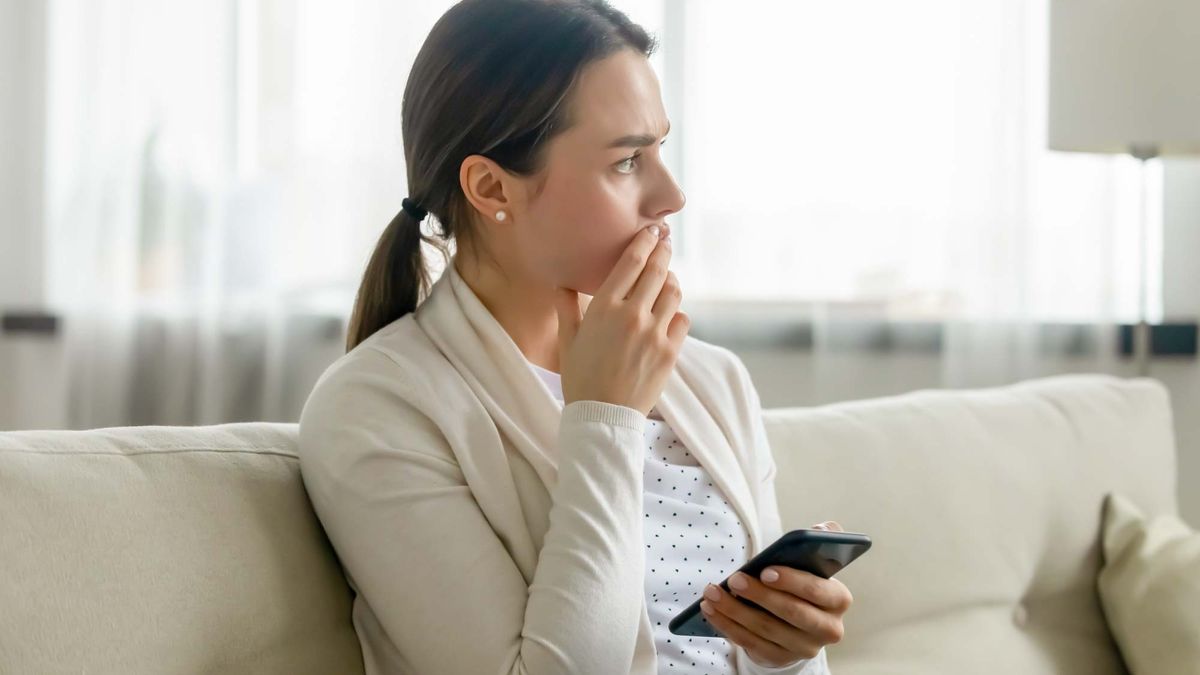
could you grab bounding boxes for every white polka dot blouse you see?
[529,360,750,674]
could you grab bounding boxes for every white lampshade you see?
[1049,0,1200,156]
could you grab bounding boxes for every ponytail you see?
[345,208,435,352]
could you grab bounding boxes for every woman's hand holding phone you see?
[699,521,856,669]
[554,224,688,417]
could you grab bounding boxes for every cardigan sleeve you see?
[730,354,834,675]
[298,347,649,674]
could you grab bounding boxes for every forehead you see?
[565,49,669,143]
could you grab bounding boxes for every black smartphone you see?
[668,528,872,638]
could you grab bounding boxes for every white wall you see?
[1160,158,1200,527]
[0,0,45,308]
[0,0,63,431]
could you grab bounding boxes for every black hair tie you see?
[401,197,428,222]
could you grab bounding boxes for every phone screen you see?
[668,528,871,638]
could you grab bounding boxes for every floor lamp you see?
[1048,0,1200,377]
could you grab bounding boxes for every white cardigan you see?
[298,259,823,674]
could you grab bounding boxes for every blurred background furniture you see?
[1,373,1175,674]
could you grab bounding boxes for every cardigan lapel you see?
[653,364,763,557]
[416,259,564,494]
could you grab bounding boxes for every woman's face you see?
[472,48,686,296]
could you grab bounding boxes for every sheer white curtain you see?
[43,0,1147,428]
[44,0,457,427]
[668,0,1150,395]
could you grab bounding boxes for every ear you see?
[460,154,522,226]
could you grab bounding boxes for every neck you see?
[453,253,562,373]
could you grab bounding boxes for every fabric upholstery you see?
[1097,492,1200,675]
[0,373,1177,674]
[765,374,1177,675]
[0,423,363,674]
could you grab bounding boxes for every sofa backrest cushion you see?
[763,374,1178,675]
[0,422,362,675]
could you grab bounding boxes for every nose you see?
[655,173,686,220]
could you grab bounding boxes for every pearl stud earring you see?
[496,210,507,221]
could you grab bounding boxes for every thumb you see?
[554,286,582,348]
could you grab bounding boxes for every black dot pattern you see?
[641,415,750,673]
[528,362,752,673]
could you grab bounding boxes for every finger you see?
[666,310,690,348]
[812,520,843,532]
[727,573,845,645]
[594,226,666,302]
[700,594,811,666]
[626,236,672,308]
[650,271,682,328]
[762,567,854,614]
[554,287,582,346]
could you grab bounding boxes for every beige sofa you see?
[0,373,1176,674]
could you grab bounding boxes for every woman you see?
[298,1,853,673]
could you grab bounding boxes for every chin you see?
[555,269,605,298]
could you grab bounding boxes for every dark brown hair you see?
[345,0,658,351]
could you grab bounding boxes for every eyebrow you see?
[606,120,671,149]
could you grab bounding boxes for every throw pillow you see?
[1097,492,1200,675]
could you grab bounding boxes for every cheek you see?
[538,180,639,293]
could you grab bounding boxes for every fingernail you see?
[728,573,748,591]
[700,600,713,615]
[704,584,721,601]
[813,523,828,530]
[649,225,660,238]
[762,568,780,583]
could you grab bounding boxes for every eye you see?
[616,139,668,175]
